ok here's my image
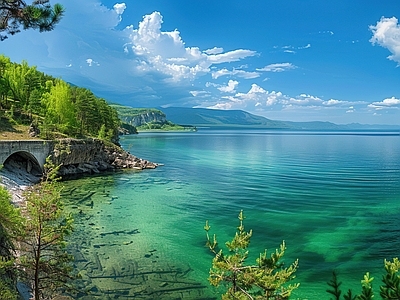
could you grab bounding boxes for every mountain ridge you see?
[160,107,400,130]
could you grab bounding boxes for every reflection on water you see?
[61,131,400,299]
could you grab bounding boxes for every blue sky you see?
[1,0,400,124]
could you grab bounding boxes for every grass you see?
[0,115,42,141]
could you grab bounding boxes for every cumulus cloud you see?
[207,84,287,110]
[257,63,297,72]
[114,3,126,15]
[124,11,257,82]
[218,80,239,93]
[284,94,323,106]
[322,99,347,106]
[370,17,400,64]
[368,97,400,109]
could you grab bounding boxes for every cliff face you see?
[50,138,158,176]
[120,111,166,127]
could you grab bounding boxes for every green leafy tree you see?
[41,79,77,135]
[0,0,65,41]
[0,186,23,299]
[19,168,74,300]
[204,210,299,299]
[97,123,107,140]
[0,54,12,109]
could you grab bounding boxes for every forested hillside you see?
[0,55,120,143]
[111,104,196,131]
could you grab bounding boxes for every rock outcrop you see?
[50,138,158,176]
[120,111,167,127]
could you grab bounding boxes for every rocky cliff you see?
[50,138,158,176]
[119,110,167,127]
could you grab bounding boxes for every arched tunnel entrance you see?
[3,151,43,184]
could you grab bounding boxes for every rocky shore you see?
[0,138,160,205]
[51,138,159,177]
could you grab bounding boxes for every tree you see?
[19,170,74,300]
[0,186,23,299]
[204,210,299,299]
[41,79,77,135]
[0,0,65,41]
[326,259,400,300]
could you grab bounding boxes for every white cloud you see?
[211,68,260,79]
[204,47,224,55]
[114,3,126,15]
[86,58,100,67]
[207,49,257,64]
[370,17,400,64]
[207,84,287,110]
[368,97,400,109]
[124,12,256,83]
[284,50,296,54]
[190,90,209,97]
[298,43,311,49]
[322,99,346,106]
[284,94,323,106]
[257,63,297,72]
[218,80,239,93]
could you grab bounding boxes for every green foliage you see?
[19,174,74,300]
[327,259,400,300]
[327,271,342,300]
[137,120,193,131]
[0,276,18,300]
[205,210,299,299]
[41,79,77,135]
[97,124,107,140]
[0,55,121,142]
[0,186,23,299]
[0,186,24,256]
[0,0,65,41]
[110,104,164,118]
[380,258,400,299]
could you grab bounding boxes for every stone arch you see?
[3,151,43,178]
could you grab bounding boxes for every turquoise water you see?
[62,130,400,299]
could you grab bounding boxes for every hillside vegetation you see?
[0,55,120,143]
[111,104,196,131]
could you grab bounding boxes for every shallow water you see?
[62,130,400,299]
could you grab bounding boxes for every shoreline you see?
[0,168,36,206]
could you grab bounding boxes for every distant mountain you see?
[161,107,400,131]
[161,107,288,128]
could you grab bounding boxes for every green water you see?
[61,130,400,299]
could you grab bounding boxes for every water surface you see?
[62,130,400,299]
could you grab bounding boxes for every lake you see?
[62,129,400,299]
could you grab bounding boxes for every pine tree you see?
[19,164,74,300]
[204,210,299,299]
[0,0,65,41]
